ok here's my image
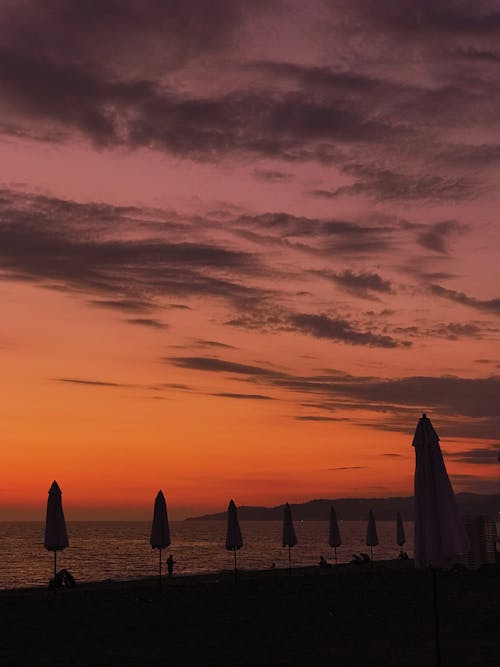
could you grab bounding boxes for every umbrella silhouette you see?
[412,413,470,667]
[328,506,341,565]
[413,414,469,569]
[282,502,297,573]
[225,499,243,580]
[150,490,171,582]
[366,510,378,560]
[44,481,69,582]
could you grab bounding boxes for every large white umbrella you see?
[328,506,341,565]
[150,490,171,582]
[412,413,470,667]
[44,480,69,581]
[366,509,378,560]
[413,413,469,569]
[226,499,243,579]
[282,502,297,572]
[396,511,406,556]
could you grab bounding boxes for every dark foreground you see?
[0,562,498,666]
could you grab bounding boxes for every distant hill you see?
[185,493,500,522]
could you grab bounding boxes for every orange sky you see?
[1,1,499,519]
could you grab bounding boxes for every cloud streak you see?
[55,378,125,387]
[212,392,274,400]
[0,189,270,315]
[164,352,500,439]
[289,313,407,348]
[168,356,282,377]
[443,445,500,465]
[318,270,392,298]
[430,285,500,315]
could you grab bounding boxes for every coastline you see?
[0,561,498,666]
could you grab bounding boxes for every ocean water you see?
[0,520,416,590]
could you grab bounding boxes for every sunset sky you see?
[1,1,499,520]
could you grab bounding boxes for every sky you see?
[1,0,499,520]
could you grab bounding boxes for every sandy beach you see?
[0,561,498,666]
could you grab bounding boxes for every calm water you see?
[0,520,417,590]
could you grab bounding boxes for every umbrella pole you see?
[159,548,162,585]
[334,546,337,566]
[234,547,237,583]
[288,546,291,575]
[432,569,442,667]
[52,550,58,593]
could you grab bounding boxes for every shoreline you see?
[0,558,415,595]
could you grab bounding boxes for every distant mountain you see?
[185,493,500,522]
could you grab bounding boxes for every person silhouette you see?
[166,554,175,577]
[319,555,332,568]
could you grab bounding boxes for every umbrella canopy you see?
[328,506,342,548]
[44,481,69,552]
[396,511,406,547]
[225,499,243,551]
[413,413,469,569]
[150,490,171,549]
[366,510,379,547]
[282,502,297,547]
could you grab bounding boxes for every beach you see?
[0,561,498,667]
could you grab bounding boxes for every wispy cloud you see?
[296,416,347,422]
[126,318,167,329]
[394,321,495,341]
[195,339,237,350]
[54,378,125,387]
[450,474,500,494]
[317,270,392,298]
[0,189,269,316]
[289,313,408,348]
[417,220,464,254]
[212,392,274,400]
[252,169,294,183]
[312,169,478,202]
[430,284,500,315]
[3,0,500,207]
[164,352,500,439]
[444,445,500,464]
[90,299,156,313]
[168,356,282,377]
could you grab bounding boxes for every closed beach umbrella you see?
[226,499,243,579]
[412,413,470,667]
[397,511,406,554]
[44,480,69,580]
[150,490,171,581]
[366,510,378,560]
[328,506,341,564]
[413,413,469,569]
[282,502,297,572]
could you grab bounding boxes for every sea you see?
[0,520,415,590]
